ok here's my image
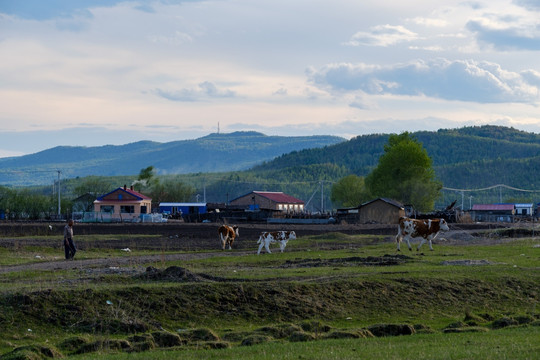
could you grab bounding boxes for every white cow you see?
[257,230,296,255]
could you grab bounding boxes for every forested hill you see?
[0,132,345,186]
[252,125,540,189]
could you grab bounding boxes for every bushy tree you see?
[148,179,196,209]
[133,166,157,191]
[365,132,442,212]
[74,176,114,197]
[331,175,371,208]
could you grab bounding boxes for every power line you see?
[443,184,540,193]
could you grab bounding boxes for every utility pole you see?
[57,170,61,216]
[203,183,206,203]
[320,181,324,214]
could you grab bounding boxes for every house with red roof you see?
[93,185,152,222]
[230,191,305,213]
[471,203,515,222]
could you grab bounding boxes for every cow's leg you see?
[265,240,272,254]
[396,235,402,251]
[427,235,435,251]
[220,234,226,250]
[228,239,233,250]
[257,241,265,255]
[279,241,286,252]
[404,236,413,251]
[417,238,426,251]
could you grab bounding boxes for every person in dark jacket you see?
[63,219,76,260]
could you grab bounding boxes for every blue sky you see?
[1,0,540,157]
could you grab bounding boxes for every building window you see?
[141,205,148,214]
[101,205,114,213]
[278,204,283,210]
[120,205,135,214]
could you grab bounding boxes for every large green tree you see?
[364,132,441,212]
[149,179,196,208]
[74,176,114,197]
[331,175,371,208]
[134,166,158,191]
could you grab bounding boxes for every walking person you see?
[63,219,76,260]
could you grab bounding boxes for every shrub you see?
[298,320,332,334]
[322,331,361,339]
[0,344,63,360]
[151,331,185,347]
[57,336,91,352]
[443,327,490,333]
[182,328,220,342]
[241,335,272,346]
[289,331,316,342]
[367,324,415,337]
[492,317,519,329]
[256,324,302,339]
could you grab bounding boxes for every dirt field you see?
[0,221,521,275]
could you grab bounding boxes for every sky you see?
[1,0,540,158]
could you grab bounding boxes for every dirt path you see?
[0,250,255,274]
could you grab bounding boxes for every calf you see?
[218,225,239,250]
[257,230,296,255]
[396,217,449,251]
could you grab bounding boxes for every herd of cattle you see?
[218,216,449,254]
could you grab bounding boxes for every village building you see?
[159,202,207,218]
[93,185,152,222]
[514,203,534,216]
[337,198,405,224]
[471,204,515,222]
[230,191,305,213]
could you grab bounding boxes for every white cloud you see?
[309,58,540,104]
[409,16,448,27]
[345,25,418,47]
[2,0,540,158]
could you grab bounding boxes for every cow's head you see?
[289,231,297,240]
[233,225,239,237]
[439,219,449,231]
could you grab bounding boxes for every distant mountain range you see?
[3,125,540,205]
[0,132,345,186]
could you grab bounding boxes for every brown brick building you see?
[230,191,305,213]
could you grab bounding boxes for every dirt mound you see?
[280,254,411,268]
[137,266,230,282]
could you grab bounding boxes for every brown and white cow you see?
[396,217,449,251]
[218,225,239,250]
[257,230,297,255]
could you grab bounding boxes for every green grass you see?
[69,327,540,360]
[0,233,538,359]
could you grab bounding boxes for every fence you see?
[72,212,166,223]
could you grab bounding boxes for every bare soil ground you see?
[0,221,527,275]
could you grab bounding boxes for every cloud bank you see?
[309,59,540,104]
